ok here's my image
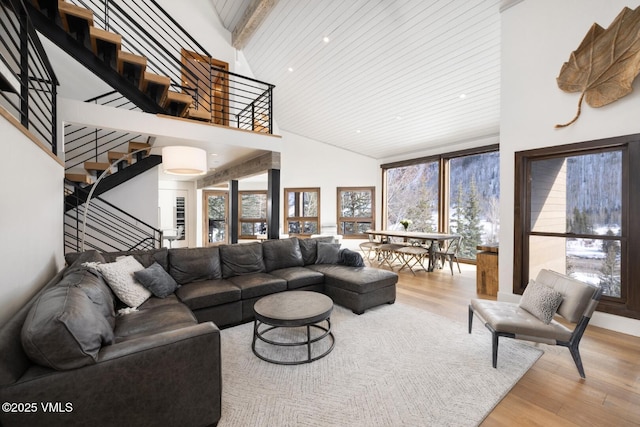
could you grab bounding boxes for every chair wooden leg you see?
[468,305,474,333]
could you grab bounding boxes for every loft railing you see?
[64,181,162,253]
[0,0,57,152]
[67,0,275,133]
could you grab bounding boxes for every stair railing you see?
[65,0,275,133]
[64,123,144,170]
[64,180,162,253]
[0,0,58,152]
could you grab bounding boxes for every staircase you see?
[25,0,201,120]
[61,119,163,251]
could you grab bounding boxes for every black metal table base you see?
[252,318,335,365]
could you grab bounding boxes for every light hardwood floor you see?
[389,262,640,427]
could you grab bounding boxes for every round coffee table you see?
[252,291,335,365]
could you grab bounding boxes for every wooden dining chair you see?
[434,236,462,274]
[375,237,404,269]
[359,234,382,263]
[396,242,430,275]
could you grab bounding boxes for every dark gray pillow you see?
[316,242,341,264]
[340,248,365,267]
[299,236,335,265]
[298,239,318,265]
[22,286,114,370]
[134,262,180,298]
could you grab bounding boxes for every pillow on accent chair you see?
[134,262,179,298]
[97,256,151,308]
[340,248,365,267]
[519,279,564,324]
[316,242,341,264]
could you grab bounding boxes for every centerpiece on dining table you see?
[399,219,412,231]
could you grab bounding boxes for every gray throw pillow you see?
[134,262,179,298]
[316,242,341,264]
[519,279,564,324]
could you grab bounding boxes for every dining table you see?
[366,229,460,272]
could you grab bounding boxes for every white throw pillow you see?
[97,256,151,308]
[519,279,563,324]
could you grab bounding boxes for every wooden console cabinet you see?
[476,244,498,296]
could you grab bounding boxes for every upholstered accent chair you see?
[468,269,602,378]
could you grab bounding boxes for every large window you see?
[449,151,500,258]
[239,191,266,238]
[382,145,499,260]
[385,161,439,232]
[337,187,375,238]
[202,190,227,245]
[284,188,320,236]
[515,134,640,320]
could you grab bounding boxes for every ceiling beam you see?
[197,151,280,188]
[232,0,280,50]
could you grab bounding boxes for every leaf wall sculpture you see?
[556,6,640,128]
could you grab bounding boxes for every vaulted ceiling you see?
[211,0,502,160]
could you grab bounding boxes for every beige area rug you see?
[218,302,542,427]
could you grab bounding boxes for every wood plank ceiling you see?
[212,0,501,160]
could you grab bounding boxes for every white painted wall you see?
[100,167,160,228]
[280,130,379,250]
[0,117,64,326]
[500,0,640,336]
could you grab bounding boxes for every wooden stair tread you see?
[141,72,170,105]
[58,0,94,31]
[65,173,91,184]
[143,72,170,86]
[107,151,131,163]
[164,91,193,117]
[165,91,192,105]
[117,51,147,67]
[187,107,211,121]
[84,161,111,173]
[128,141,151,154]
[89,26,122,52]
[117,51,147,89]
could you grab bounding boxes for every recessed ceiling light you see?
[356,129,361,134]
[288,67,294,72]
[459,93,467,99]
[396,115,402,120]
[323,36,330,43]
[210,153,218,156]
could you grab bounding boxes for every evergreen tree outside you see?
[450,182,464,235]
[599,229,621,296]
[460,177,483,259]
